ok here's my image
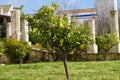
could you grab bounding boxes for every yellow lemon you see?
[33,28,38,32]
[80,44,86,49]
[0,52,2,55]
[51,7,54,11]
[35,43,40,48]
[60,39,64,47]
[59,23,63,28]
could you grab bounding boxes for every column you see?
[21,18,29,42]
[0,8,3,14]
[15,8,21,41]
[3,18,7,23]
[109,10,120,53]
[4,18,11,38]
[6,22,11,38]
[11,8,21,41]
[87,19,98,54]
[110,10,119,38]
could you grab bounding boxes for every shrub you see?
[0,41,5,64]
[4,38,31,63]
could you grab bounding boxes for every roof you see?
[59,8,96,14]
[0,5,12,14]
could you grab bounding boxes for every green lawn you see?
[0,61,120,80]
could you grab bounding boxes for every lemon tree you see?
[26,3,92,80]
[96,32,119,53]
[96,32,119,60]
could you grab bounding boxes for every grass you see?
[0,61,120,80]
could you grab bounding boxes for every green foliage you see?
[4,38,31,63]
[0,42,4,56]
[26,3,92,79]
[27,3,92,54]
[96,33,119,53]
[0,39,5,63]
[68,25,93,53]
[29,30,41,44]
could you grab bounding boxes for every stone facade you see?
[0,5,29,42]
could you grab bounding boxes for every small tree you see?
[26,3,92,80]
[4,38,31,68]
[96,33,119,60]
[27,3,91,80]
[16,42,31,68]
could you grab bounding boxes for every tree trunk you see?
[20,58,23,69]
[63,53,70,80]
[0,56,2,64]
[104,52,107,61]
[50,52,54,61]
